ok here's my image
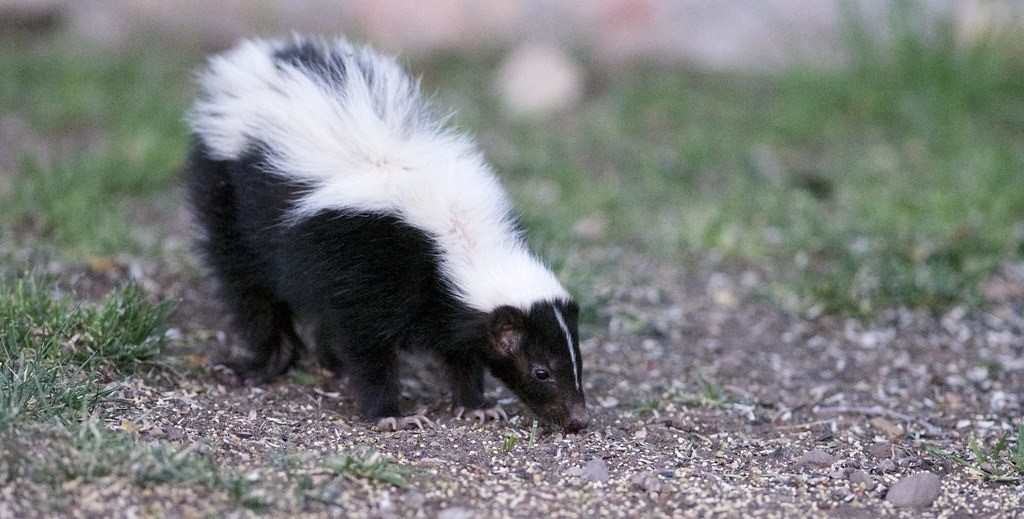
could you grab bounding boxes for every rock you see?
[165,425,186,441]
[797,449,835,469]
[869,417,904,440]
[849,470,876,490]
[631,471,662,493]
[966,366,989,383]
[866,442,894,459]
[886,472,941,508]
[579,457,610,484]
[405,492,427,509]
[438,506,475,519]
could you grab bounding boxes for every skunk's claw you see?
[374,412,434,431]
[453,404,508,424]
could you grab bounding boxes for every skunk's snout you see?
[563,406,591,434]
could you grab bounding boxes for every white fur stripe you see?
[553,307,580,391]
[188,36,570,312]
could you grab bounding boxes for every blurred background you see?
[3,0,1018,68]
[4,4,1024,514]
[1,0,1023,316]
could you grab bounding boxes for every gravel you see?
[3,250,1023,518]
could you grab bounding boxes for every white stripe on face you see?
[553,307,580,391]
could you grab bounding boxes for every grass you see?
[2,419,218,487]
[325,446,413,488]
[503,434,517,453]
[502,420,541,453]
[0,35,192,258]
[768,0,1024,315]
[927,425,1024,484]
[431,1,1024,317]
[661,377,730,410]
[0,274,200,510]
[0,275,172,430]
[0,274,415,513]
[2,3,1022,317]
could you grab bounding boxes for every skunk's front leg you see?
[453,405,508,424]
[320,325,432,430]
[375,411,434,431]
[354,364,434,431]
[445,355,507,424]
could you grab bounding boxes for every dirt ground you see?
[24,243,1022,518]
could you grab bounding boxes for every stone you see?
[849,470,876,490]
[797,449,835,469]
[631,471,662,493]
[579,457,610,484]
[438,507,475,519]
[866,442,894,459]
[886,472,941,508]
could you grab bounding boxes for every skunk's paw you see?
[374,411,434,431]
[453,404,508,424]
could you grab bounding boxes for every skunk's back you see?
[187,36,569,313]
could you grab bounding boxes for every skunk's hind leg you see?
[218,287,301,384]
[314,323,347,376]
[188,145,301,383]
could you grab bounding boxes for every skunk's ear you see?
[487,306,525,357]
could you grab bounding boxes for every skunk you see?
[186,35,590,433]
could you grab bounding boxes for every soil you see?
[13,236,1023,518]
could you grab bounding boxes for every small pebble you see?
[966,366,989,383]
[165,425,185,441]
[866,442,893,459]
[579,458,610,484]
[798,449,835,469]
[405,492,427,509]
[630,471,662,493]
[869,417,904,439]
[886,472,941,507]
[849,470,876,490]
[438,507,475,519]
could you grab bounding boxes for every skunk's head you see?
[482,300,590,433]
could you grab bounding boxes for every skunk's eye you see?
[533,368,550,381]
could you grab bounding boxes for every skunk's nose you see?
[563,407,591,433]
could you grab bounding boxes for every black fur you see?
[272,40,348,86]
[187,141,589,431]
[186,36,590,432]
